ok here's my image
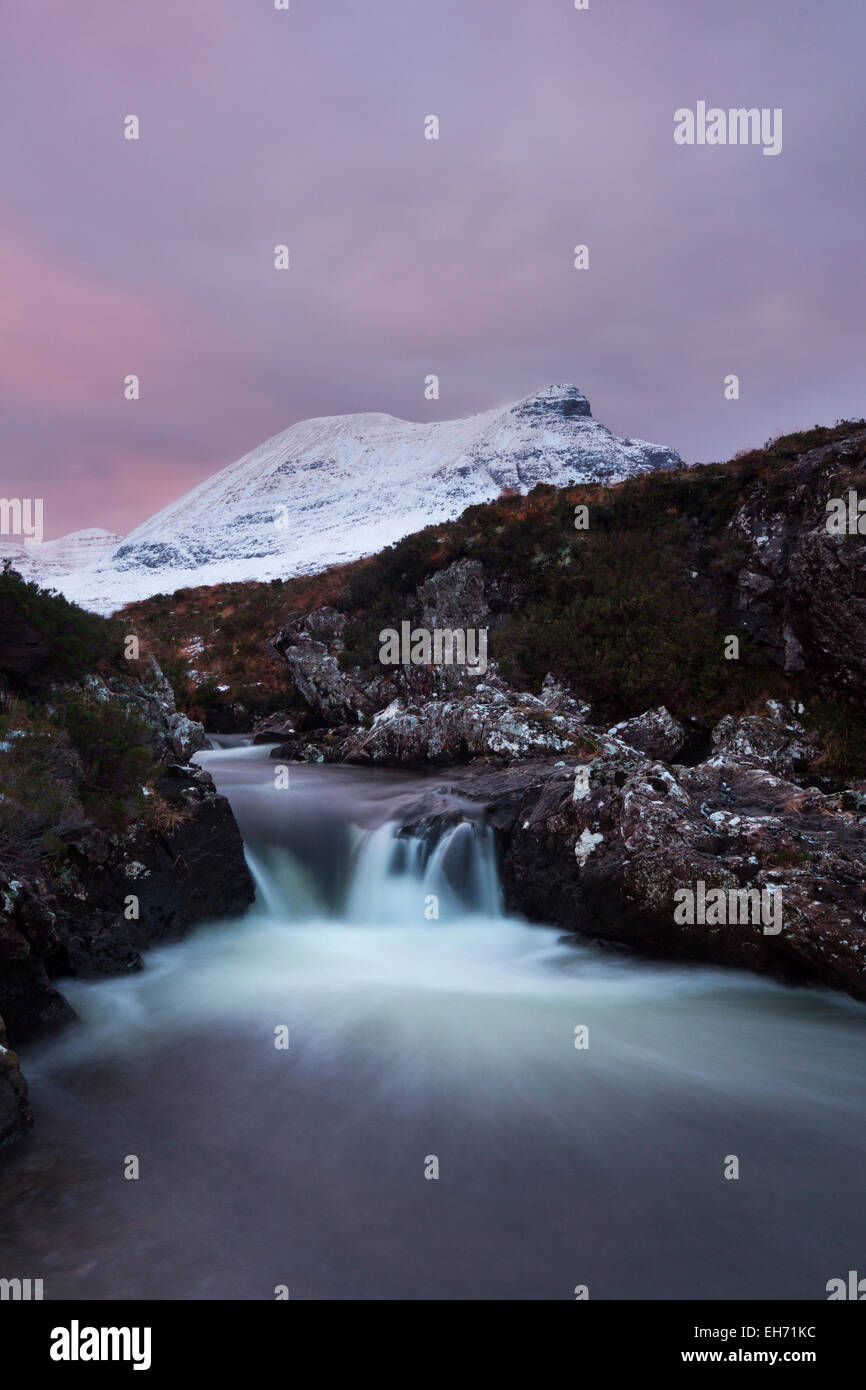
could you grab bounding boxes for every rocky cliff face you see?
[726,428,866,695]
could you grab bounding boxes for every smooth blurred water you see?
[0,743,864,1300]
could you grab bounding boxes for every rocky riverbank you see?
[261,634,866,1000]
[0,570,253,1147]
[257,422,866,999]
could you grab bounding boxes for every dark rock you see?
[607,705,685,761]
[418,559,490,630]
[434,741,866,999]
[0,764,253,1042]
[341,680,595,767]
[0,1014,31,1148]
[251,707,315,743]
[268,607,380,725]
[709,701,820,782]
[728,430,866,695]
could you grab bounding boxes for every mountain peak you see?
[512,384,592,419]
[33,388,681,613]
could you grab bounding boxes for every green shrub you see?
[0,564,123,692]
[53,692,157,831]
[805,698,866,780]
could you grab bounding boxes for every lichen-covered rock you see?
[268,607,381,725]
[710,702,820,782]
[540,673,592,721]
[418,559,490,630]
[341,680,596,767]
[107,657,209,761]
[165,711,208,761]
[607,705,685,761]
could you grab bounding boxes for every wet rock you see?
[0,653,252,1049]
[0,764,253,1041]
[0,875,75,1036]
[251,707,314,743]
[270,725,354,763]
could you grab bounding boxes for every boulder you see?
[268,607,380,725]
[728,429,866,695]
[709,701,820,782]
[607,705,685,761]
[0,763,254,1040]
[342,679,595,767]
[418,559,490,630]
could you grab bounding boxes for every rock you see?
[166,711,208,761]
[0,765,254,1040]
[728,429,866,695]
[251,708,314,743]
[607,706,685,761]
[0,1015,31,1148]
[108,657,210,761]
[0,874,76,1037]
[540,673,592,720]
[436,741,866,999]
[342,681,596,767]
[418,559,490,630]
[0,652,252,1046]
[270,726,354,763]
[268,608,379,725]
[710,702,820,781]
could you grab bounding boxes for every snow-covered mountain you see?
[0,528,121,585]
[25,386,682,614]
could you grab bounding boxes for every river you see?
[1,740,864,1299]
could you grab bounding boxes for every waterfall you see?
[244,814,504,926]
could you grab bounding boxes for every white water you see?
[1,743,864,1300]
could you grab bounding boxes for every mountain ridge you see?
[14,385,682,613]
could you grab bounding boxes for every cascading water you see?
[242,799,502,925]
[1,741,865,1300]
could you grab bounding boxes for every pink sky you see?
[2,0,864,539]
